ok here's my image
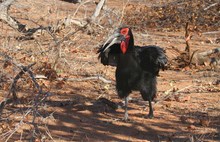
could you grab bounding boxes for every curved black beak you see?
[102,32,125,52]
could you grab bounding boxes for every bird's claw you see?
[147,114,154,119]
[122,117,132,122]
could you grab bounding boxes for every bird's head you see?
[103,27,133,54]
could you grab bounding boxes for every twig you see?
[0,53,34,111]
[7,63,36,99]
[47,0,107,69]
[119,0,130,25]
[58,76,112,83]
[155,85,193,105]
[91,0,106,22]
[0,52,50,140]
[72,0,106,27]
[1,109,32,142]
[185,22,191,54]
[202,31,220,35]
[35,74,112,84]
[23,64,48,139]
[73,0,92,16]
[51,22,90,69]
[189,49,199,66]
[55,23,89,47]
[69,19,88,27]
[0,0,52,35]
[204,3,218,11]
[44,125,55,142]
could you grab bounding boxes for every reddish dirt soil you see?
[0,0,219,141]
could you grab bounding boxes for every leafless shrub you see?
[0,0,122,141]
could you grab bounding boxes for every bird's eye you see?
[120,28,129,35]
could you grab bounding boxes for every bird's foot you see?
[120,113,133,122]
[147,114,154,119]
[121,117,132,122]
[122,97,132,105]
[124,113,129,121]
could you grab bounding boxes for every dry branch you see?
[155,85,193,105]
[192,47,220,66]
[204,2,219,11]
[0,62,36,112]
[0,0,26,32]
[57,76,112,83]
[35,74,112,84]
[184,22,191,57]
[119,0,130,25]
[69,19,88,27]
[173,22,220,68]
[0,0,52,37]
[91,0,106,22]
[71,0,106,27]
[0,54,51,141]
[202,31,220,35]
[1,109,32,142]
[48,0,106,69]
[7,63,36,99]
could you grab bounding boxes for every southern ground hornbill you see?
[98,27,167,120]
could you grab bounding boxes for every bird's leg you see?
[124,97,129,121]
[148,99,154,119]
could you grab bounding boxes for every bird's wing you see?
[97,43,121,66]
[136,45,167,75]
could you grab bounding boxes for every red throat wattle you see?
[120,28,130,54]
[120,36,130,54]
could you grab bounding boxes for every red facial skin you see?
[120,28,130,54]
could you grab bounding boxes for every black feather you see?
[136,45,167,75]
[98,43,121,66]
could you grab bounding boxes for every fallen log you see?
[191,48,220,66]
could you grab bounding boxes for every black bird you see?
[98,27,167,120]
